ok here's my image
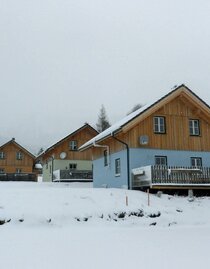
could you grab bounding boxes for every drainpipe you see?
[93,141,110,167]
[111,132,130,190]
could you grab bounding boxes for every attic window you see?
[153,116,166,134]
[0,152,5,159]
[69,140,78,151]
[189,119,200,136]
[16,152,23,160]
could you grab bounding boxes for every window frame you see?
[155,155,168,166]
[69,163,77,170]
[191,157,202,167]
[104,150,108,167]
[189,119,200,136]
[0,152,5,160]
[153,116,166,134]
[115,158,121,176]
[0,168,5,173]
[16,152,23,160]
[69,140,78,151]
[16,168,22,173]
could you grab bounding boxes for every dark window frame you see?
[115,158,121,176]
[189,119,200,136]
[0,152,5,160]
[104,150,108,167]
[69,140,78,151]
[16,152,23,160]
[191,157,202,167]
[155,155,168,166]
[69,163,77,170]
[16,168,22,173]
[153,116,166,134]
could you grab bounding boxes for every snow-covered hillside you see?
[0,182,210,269]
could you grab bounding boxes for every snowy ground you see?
[0,182,210,269]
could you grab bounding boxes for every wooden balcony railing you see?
[151,165,210,185]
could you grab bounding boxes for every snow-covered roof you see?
[37,123,98,158]
[79,101,154,150]
[79,84,210,150]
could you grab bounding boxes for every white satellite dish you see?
[60,152,67,159]
[139,135,149,145]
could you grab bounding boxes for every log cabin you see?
[38,123,98,182]
[79,85,210,191]
[0,138,37,181]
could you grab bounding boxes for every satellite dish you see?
[139,135,149,145]
[60,152,67,159]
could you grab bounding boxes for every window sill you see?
[115,174,121,177]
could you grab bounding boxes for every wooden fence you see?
[151,166,210,185]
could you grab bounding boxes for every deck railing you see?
[151,165,210,185]
[0,173,37,182]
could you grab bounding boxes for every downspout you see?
[93,141,110,167]
[111,132,130,190]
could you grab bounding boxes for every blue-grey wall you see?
[93,150,128,188]
[93,148,210,189]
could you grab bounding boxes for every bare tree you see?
[96,105,111,133]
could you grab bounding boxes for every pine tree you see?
[96,105,111,133]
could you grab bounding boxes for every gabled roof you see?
[0,138,36,159]
[38,123,98,158]
[79,84,210,151]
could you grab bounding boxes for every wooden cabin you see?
[0,138,37,181]
[80,85,210,191]
[38,123,98,182]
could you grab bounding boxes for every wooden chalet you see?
[80,84,210,191]
[0,138,37,181]
[37,123,98,182]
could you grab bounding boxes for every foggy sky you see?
[1,0,210,154]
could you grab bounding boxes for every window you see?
[0,168,4,173]
[69,140,77,151]
[189,119,200,136]
[104,150,108,167]
[0,152,5,159]
[153,116,166,134]
[16,168,22,173]
[69,163,77,170]
[115,158,121,176]
[191,157,202,167]
[16,152,23,160]
[155,156,167,166]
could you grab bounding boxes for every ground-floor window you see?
[155,156,167,166]
[69,163,77,170]
[115,158,121,176]
[191,157,202,167]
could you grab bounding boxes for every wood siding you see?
[42,126,97,162]
[92,95,210,160]
[0,142,34,173]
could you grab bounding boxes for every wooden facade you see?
[40,124,98,162]
[0,139,36,180]
[91,86,210,160]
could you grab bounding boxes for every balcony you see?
[132,165,210,189]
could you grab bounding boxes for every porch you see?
[132,165,210,189]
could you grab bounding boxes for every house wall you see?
[0,142,34,173]
[93,148,210,189]
[43,159,93,182]
[92,95,210,162]
[93,150,128,188]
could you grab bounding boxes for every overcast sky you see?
[1,0,210,154]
